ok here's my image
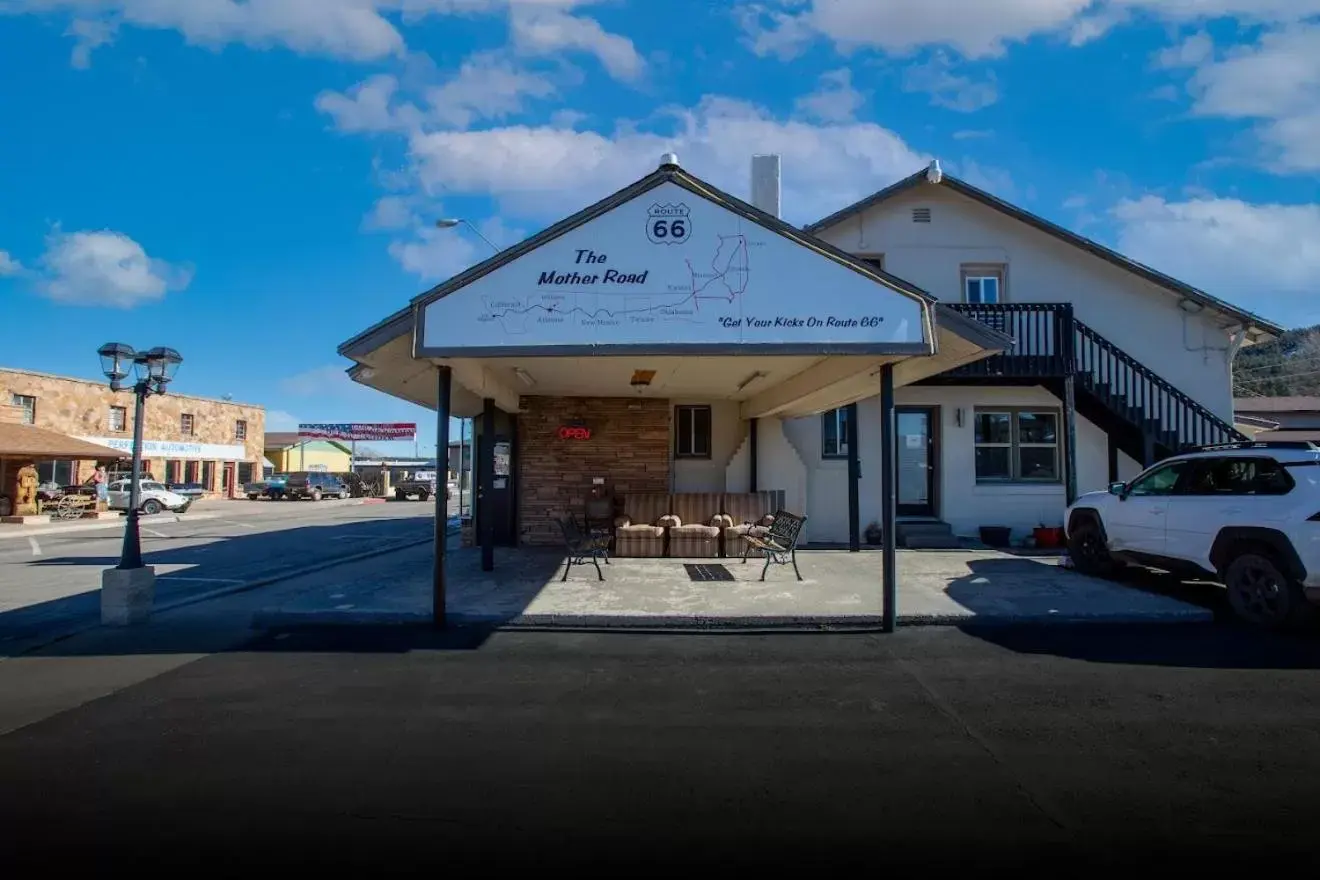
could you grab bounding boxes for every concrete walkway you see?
[254,544,1213,628]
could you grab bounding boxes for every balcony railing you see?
[942,302,1073,378]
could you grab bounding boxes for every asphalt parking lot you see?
[2,622,1319,869]
[0,497,443,653]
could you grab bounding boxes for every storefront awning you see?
[339,155,1013,418]
[0,423,127,460]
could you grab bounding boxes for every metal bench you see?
[555,515,611,581]
[740,509,807,581]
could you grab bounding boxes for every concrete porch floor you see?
[254,544,1212,629]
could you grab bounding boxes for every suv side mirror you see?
[1107,481,1127,498]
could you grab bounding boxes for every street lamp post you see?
[97,343,182,624]
[435,218,499,253]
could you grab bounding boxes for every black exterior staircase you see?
[931,303,1245,467]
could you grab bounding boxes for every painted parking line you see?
[27,537,40,557]
[142,527,169,538]
[156,576,246,584]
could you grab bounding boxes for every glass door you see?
[895,407,938,517]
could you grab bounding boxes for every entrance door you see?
[222,463,235,498]
[895,407,938,517]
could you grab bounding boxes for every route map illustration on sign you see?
[420,180,927,349]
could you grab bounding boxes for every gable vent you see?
[912,207,932,223]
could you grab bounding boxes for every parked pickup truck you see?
[394,471,440,502]
[245,473,289,500]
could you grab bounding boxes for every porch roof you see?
[339,156,1014,419]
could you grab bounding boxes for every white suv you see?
[107,479,192,516]
[1065,441,1320,629]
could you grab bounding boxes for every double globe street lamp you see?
[96,343,182,579]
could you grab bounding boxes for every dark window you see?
[10,394,36,425]
[186,461,199,483]
[1183,457,1294,496]
[675,405,712,459]
[238,462,253,484]
[109,406,127,432]
[974,408,1060,482]
[1127,460,1190,497]
[181,413,195,436]
[201,460,214,489]
[235,419,248,440]
[822,408,849,459]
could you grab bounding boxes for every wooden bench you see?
[555,515,611,581]
[740,509,807,582]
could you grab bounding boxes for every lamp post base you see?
[101,566,156,626]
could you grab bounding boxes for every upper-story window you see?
[10,393,36,424]
[180,413,195,436]
[235,419,248,440]
[108,405,127,432]
[961,263,1006,304]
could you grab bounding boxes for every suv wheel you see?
[1067,517,1115,576]
[311,488,322,502]
[1223,551,1315,630]
[141,499,163,516]
[417,490,429,502]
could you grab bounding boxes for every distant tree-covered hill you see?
[1234,324,1320,398]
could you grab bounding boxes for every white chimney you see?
[659,152,679,168]
[926,158,943,184]
[751,154,781,218]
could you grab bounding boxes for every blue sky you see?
[3,1,1320,455]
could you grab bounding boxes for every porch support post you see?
[1063,375,1078,505]
[480,397,496,572]
[1107,434,1119,483]
[432,366,452,629]
[748,417,759,492]
[1142,431,1156,468]
[846,402,860,552]
[879,363,897,633]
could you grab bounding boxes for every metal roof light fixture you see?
[435,218,500,253]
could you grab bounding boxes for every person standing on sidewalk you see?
[90,465,108,508]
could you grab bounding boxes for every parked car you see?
[1065,440,1320,630]
[106,479,192,515]
[283,471,349,501]
[245,473,289,500]
[168,482,207,501]
[394,471,438,501]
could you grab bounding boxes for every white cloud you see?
[264,409,300,431]
[1111,194,1320,314]
[11,0,409,62]
[508,6,645,80]
[0,250,22,276]
[902,53,998,112]
[35,228,192,308]
[66,16,117,68]
[1152,31,1213,69]
[316,52,560,135]
[362,195,419,231]
[1177,24,1320,171]
[403,95,929,223]
[738,0,1320,60]
[952,129,994,140]
[793,68,866,122]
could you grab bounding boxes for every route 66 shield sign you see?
[645,203,692,245]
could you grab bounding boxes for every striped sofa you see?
[719,490,785,558]
[667,492,723,558]
[613,492,669,557]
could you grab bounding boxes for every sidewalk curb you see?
[6,535,436,659]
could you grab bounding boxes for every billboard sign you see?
[297,423,417,442]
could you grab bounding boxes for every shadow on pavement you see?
[0,515,439,657]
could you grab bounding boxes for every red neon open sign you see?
[558,425,592,441]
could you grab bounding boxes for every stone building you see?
[2,367,265,497]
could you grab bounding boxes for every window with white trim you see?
[235,419,248,440]
[180,413,195,436]
[108,405,127,432]
[821,407,850,459]
[674,405,711,459]
[962,264,1005,304]
[973,408,1060,482]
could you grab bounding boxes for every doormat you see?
[684,563,736,582]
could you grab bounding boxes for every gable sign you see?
[419,181,928,352]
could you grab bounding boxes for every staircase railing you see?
[1072,318,1243,449]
